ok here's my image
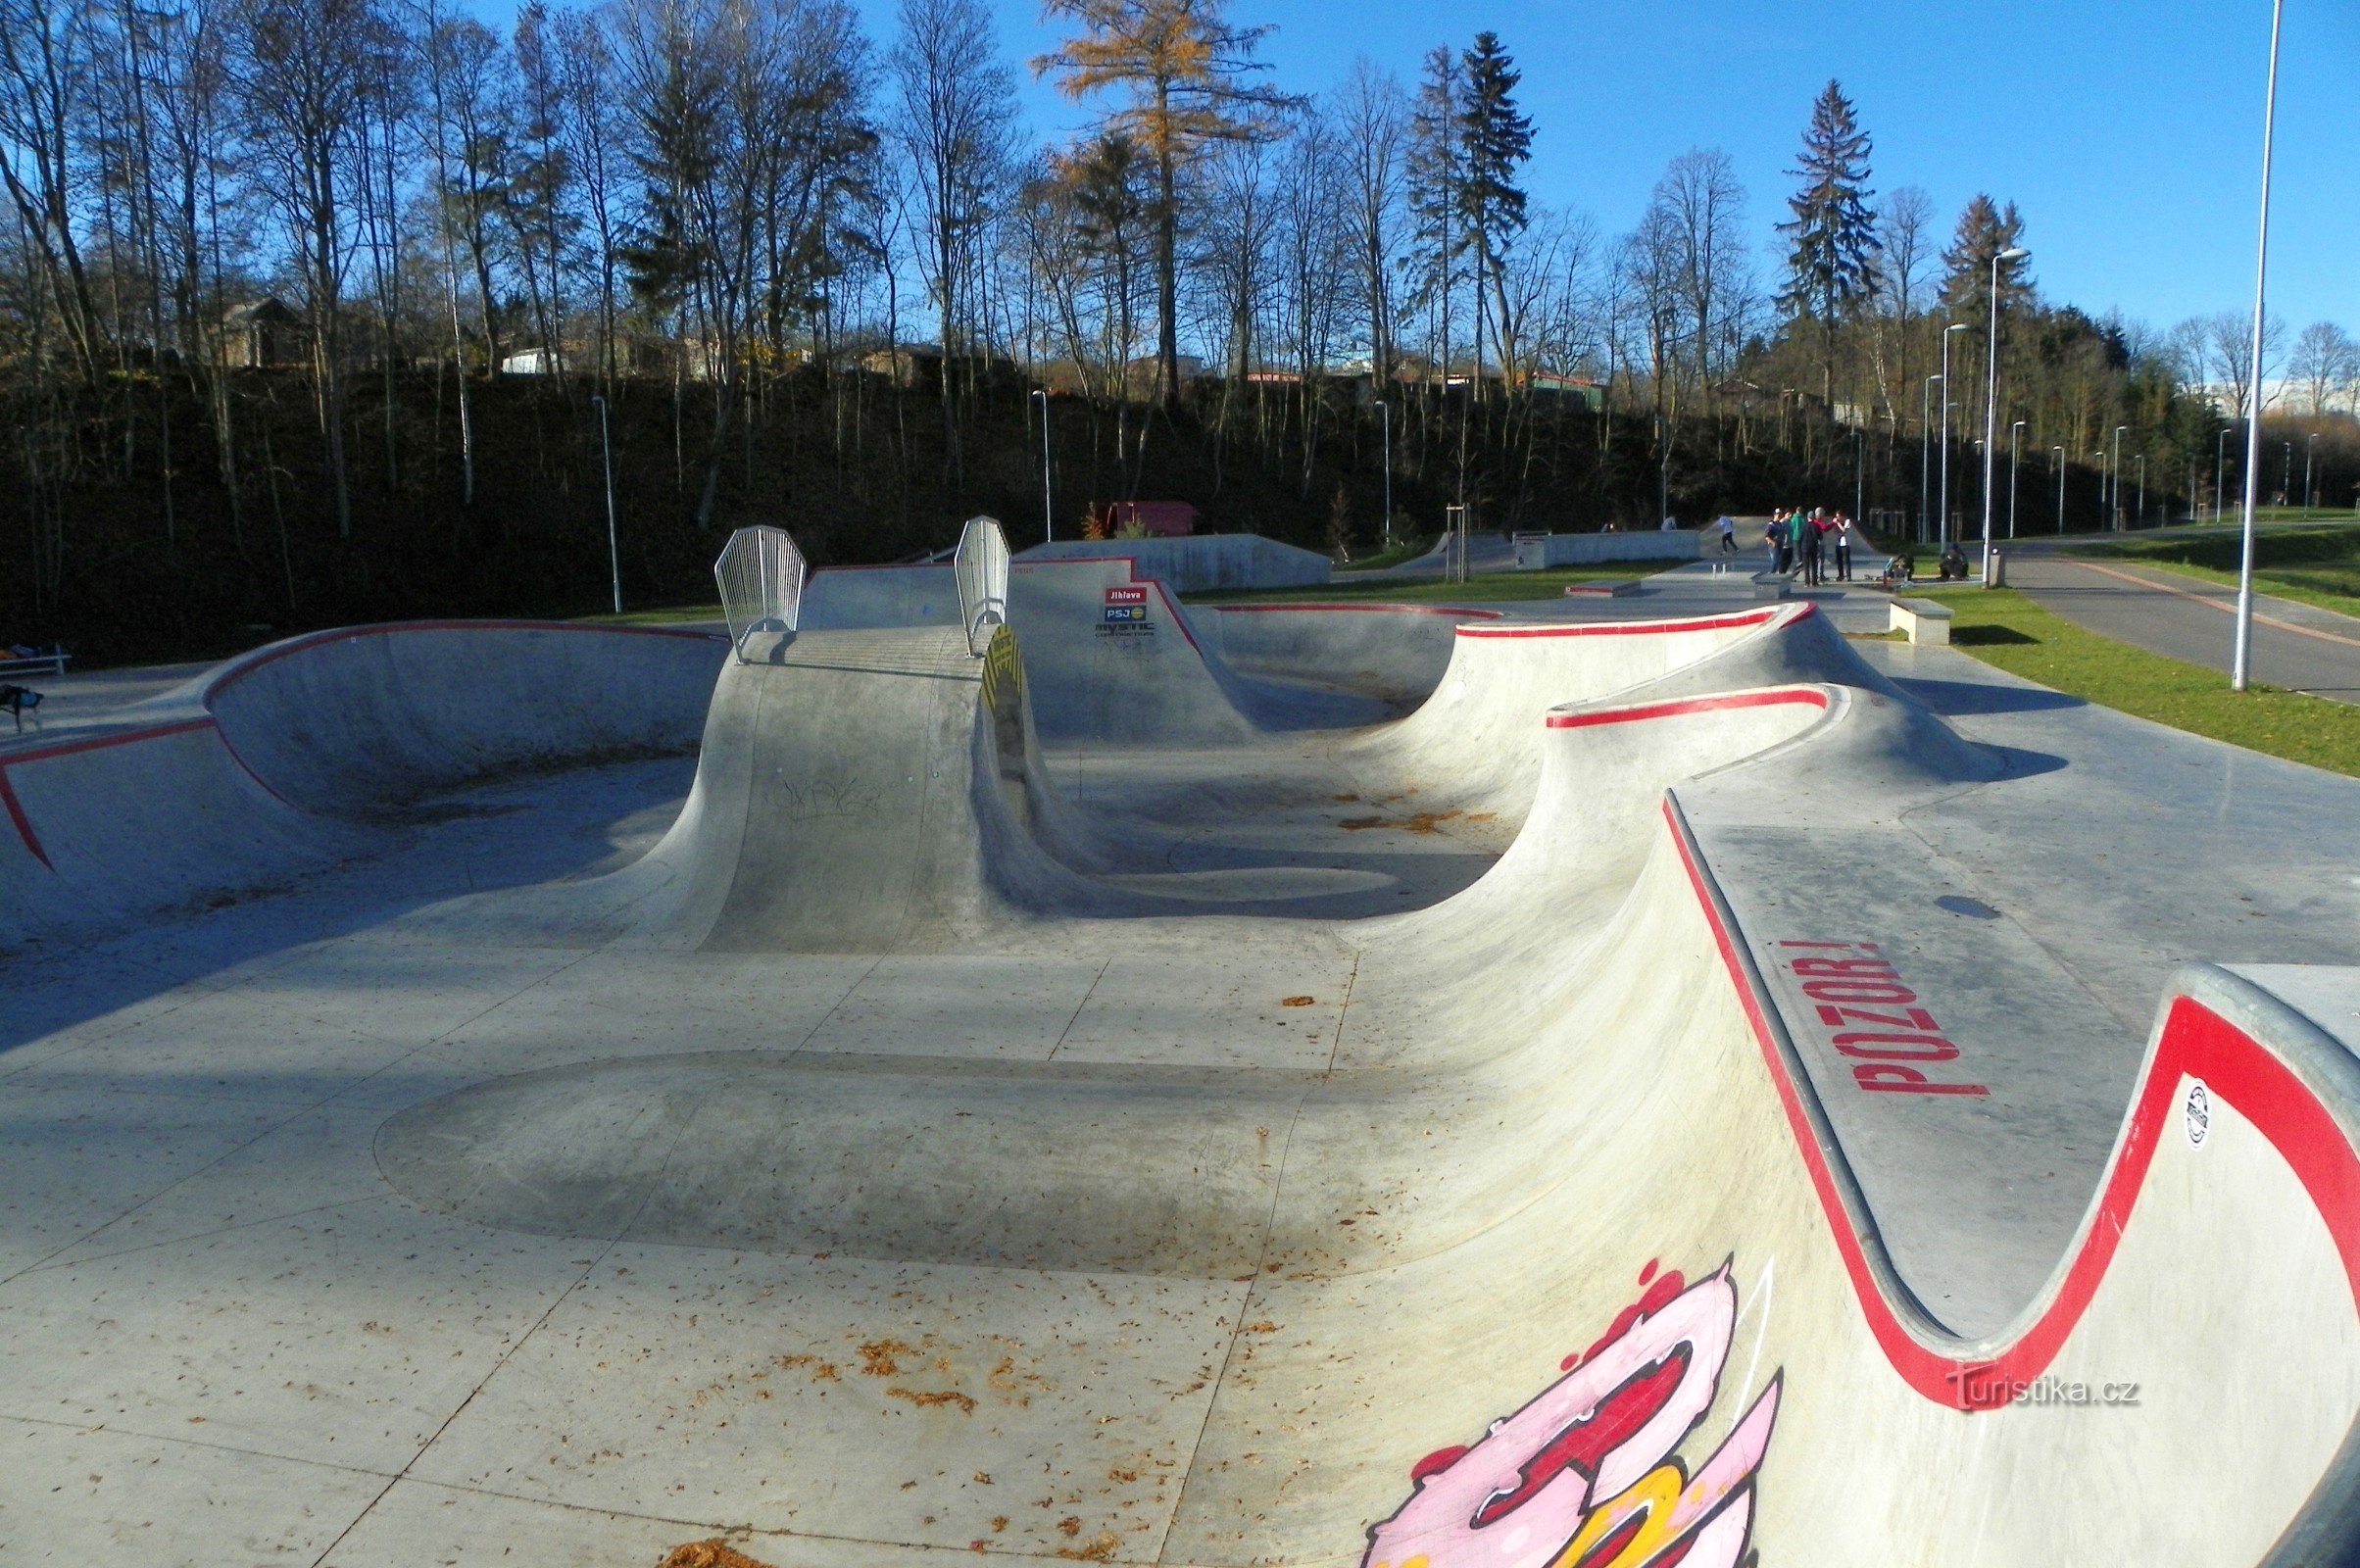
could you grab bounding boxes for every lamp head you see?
[1997,247,2030,263]
[1946,322,1971,334]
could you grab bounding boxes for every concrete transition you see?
[4,549,2360,1567]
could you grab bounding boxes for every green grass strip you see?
[1912,586,2360,779]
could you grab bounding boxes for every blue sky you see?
[932,0,2357,334]
[478,0,2355,332]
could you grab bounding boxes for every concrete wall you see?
[1017,534,1333,593]
[1511,530,1705,568]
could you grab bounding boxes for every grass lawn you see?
[1185,565,1669,605]
[2065,522,2360,622]
[1910,586,2360,779]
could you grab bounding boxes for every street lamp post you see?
[1980,247,2029,581]
[2305,431,2318,513]
[1940,322,1970,549]
[2052,446,2066,532]
[1032,388,1054,543]
[1374,399,1392,549]
[2233,0,2286,693]
[2137,454,2146,523]
[591,394,620,615]
[2217,426,2234,524]
[1919,374,1942,544]
[1853,425,1865,524]
[2009,419,2026,538]
[2110,425,2127,530]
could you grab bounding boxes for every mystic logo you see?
[2185,1079,2211,1150]
[1361,1262,1780,1568]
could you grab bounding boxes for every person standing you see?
[1798,509,1825,586]
[1833,513,1854,581]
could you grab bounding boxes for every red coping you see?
[1457,604,1808,640]
[1665,797,2360,1411]
[1547,689,1829,732]
[1210,604,1506,619]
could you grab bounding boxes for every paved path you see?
[2006,549,2360,703]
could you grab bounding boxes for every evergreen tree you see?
[1404,43,1464,378]
[1938,193,2032,320]
[1775,79,1876,405]
[1456,30,1532,383]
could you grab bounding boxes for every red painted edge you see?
[0,715,217,769]
[1547,689,1830,731]
[1209,604,1506,619]
[0,767,47,868]
[1457,604,1810,640]
[1664,797,2360,1411]
[0,717,221,868]
[206,619,726,701]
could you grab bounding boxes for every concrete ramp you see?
[609,624,1109,953]
[0,620,722,949]
[369,656,2360,1565]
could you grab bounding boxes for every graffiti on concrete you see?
[1362,1261,1781,1568]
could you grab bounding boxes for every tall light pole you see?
[1940,322,1970,548]
[1853,425,1865,524]
[2137,454,2147,522]
[2233,0,2285,693]
[2110,425,2127,530]
[1980,247,2029,581]
[2305,431,2318,512]
[2284,440,2295,507]
[1374,399,1393,549]
[2008,419,2026,538]
[2052,447,2067,532]
[591,394,620,614]
[2217,425,2234,523]
[1919,374,1942,544]
[1032,388,1054,542]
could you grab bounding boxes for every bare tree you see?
[1335,59,1403,388]
[2291,320,2357,416]
[233,0,397,537]
[890,0,1017,480]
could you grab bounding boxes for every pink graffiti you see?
[1361,1263,1780,1568]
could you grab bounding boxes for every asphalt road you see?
[2004,548,2360,704]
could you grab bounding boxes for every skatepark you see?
[5,521,2360,1567]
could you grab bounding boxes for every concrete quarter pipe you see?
[2,572,2358,1567]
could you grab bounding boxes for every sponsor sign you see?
[1101,584,1154,634]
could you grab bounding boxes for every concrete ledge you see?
[1891,597,1954,644]
[1562,579,1642,598]
[1750,570,1795,602]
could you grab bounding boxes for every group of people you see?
[1761,507,1855,585]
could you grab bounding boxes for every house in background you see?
[221,299,306,368]
[1087,500,1198,539]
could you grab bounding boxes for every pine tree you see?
[1775,79,1877,405]
[1456,31,1532,384]
[1404,44,1464,381]
[1938,193,2031,320]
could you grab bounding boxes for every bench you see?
[0,683,42,733]
[0,646,68,680]
[1889,597,1953,645]
[1749,569,1795,602]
